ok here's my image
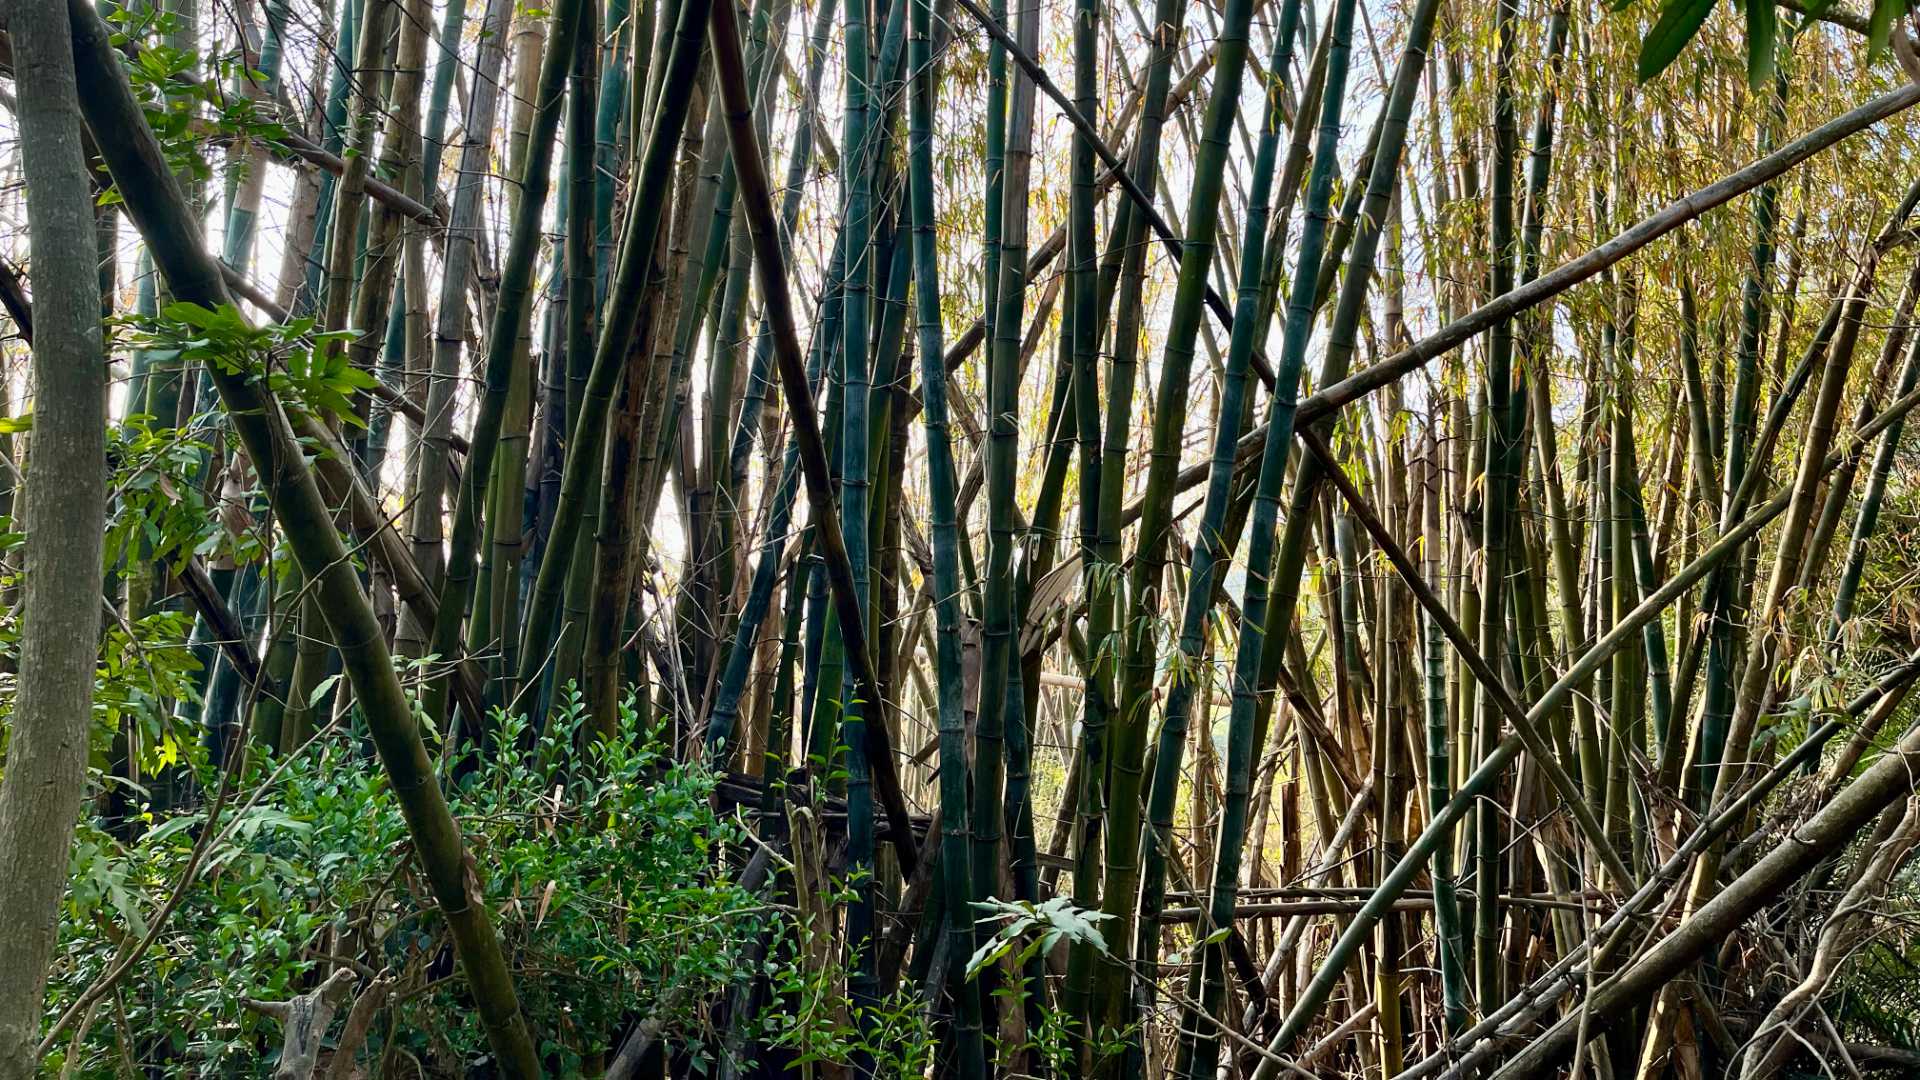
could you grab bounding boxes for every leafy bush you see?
[45,691,774,1076]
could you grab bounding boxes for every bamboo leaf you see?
[1638,0,1717,82]
[1869,0,1903,55]
[1746,0,1776,87]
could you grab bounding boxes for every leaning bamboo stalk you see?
[64,4,540,1069]
[1798,257,1920,601]
[952,0,1280,388]
[343,0,428,441]
[1485,688,1920,1078]
[1829,279,1920,637]
[1256,365,1920,1066]
[723,0,839,506]
[1739,795,1920,1080]
[1115,80,1920,549]
[1127,0,1301,1046]
[1296,80,1920,425]
[707,0,919,876]
[1388,645,1920,1080]
[698,0,791,673]
[1708,221,1910,805]
[701,0,841,751]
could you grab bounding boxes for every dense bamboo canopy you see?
[5,0,1920,1075]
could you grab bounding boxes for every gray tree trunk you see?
[0,0,109,1073]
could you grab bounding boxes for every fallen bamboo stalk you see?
[1259,363,1920,1067]
[1158,892,1607,922]
[1387,645,1920,1080]
[1126,80,1920,531]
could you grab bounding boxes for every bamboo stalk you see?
[707,0,919,877]
[66,5,541,1068]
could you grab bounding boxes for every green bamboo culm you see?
[368,0,467,476]
[1829,308,1920,638]
[426,0,588,723]
[709,20,845,751]
[1122,0,1300,1048]
[549,0,605,700]
[1174,3,1359,1078]
[1249,0,1444,818]
[1694,60,1788,809]
[836,0,881,1050]
[512,0,718,699]
[1059,0,1108,1054]
[1420,441,1468,1033]
[219,0,291,273]
[1612,369,1675,766]
[701,143,844,758]
[594,0,634,305]
[972,0,1036,979]
[405,0,512,672]
[907,0,986,1065]
[699,0,795,678]
[1082,0,1182,1030]
[316,0,394,355]
[293,0,361,317]
[706,0,920,877]
[724,0,840,504]
[1472,0,1521,1010]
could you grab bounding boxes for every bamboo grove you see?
[9,0,1920,1074]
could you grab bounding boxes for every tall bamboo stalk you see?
[1471,0,1520,1010]
[402,0,512,661]
[1125,0,1299,1048]
[973,0,1040,981]
[837,0,881,1043]
[510,0,691,699]
[1060,0,1109,1049]
[708,0,920,875]
[1175,3,1357,1076]
[906,0,984,1064]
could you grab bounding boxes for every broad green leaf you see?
[1746,0,1777,87]
[308,671,344,709]
[1638,0,1718,82]
[1869,0,1903,55]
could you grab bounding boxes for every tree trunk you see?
[0,6,108,1072]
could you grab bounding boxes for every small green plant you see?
[966,895,1113,980]
[122,303,370,429]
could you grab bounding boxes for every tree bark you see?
[0,4,108,1073]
